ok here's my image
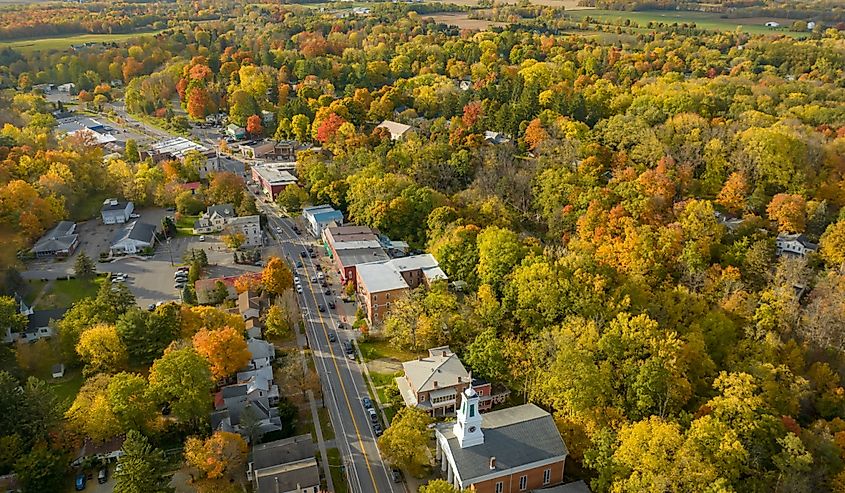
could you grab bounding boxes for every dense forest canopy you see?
[1,2,845,492]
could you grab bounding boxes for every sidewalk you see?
[307,389,334,492]
[292,300,334,492]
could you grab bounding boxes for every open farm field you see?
[426,12,507,29]
[567,9,805,36]
[0,29,164,53]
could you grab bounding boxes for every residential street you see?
[257,200,402,493]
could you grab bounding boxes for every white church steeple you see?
[453,387,484,448]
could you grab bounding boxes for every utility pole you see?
[166,237,174,267]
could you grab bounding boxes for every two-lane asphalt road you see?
[258,201,400,493]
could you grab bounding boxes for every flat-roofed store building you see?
[251,163,298,200]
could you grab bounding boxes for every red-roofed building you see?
[195,273,261,304]
[181,181,202,195]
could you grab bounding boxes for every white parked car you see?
[198,235,205,242]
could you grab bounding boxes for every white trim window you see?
[495,481,504,493]
[519,475,528,490]
[543,468,551,485]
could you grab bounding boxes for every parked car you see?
[98,466,108,484]
[300,251,307,258]
[391,469,402,483]
[315,264,322,271]
[368,407,378,423]
[296,286,303,294]
[328,332,337,342]
[318,305,325,313]
[295,260,303,268]
[362,397,373,409]
[309,252,317,258]
[198,235,205,242]
[337,322,346,330]
[75,473,86,491]
[129,213,140,219]
[176,266,189,272]
[324,288,332,295]
[373,422,383,436]
[310,276,317,283]
[147,304,156,311]
[307,246,314,253]
[328,301,336,309]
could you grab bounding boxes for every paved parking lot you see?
[23,207,262,308]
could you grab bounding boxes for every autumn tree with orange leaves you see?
[234,273,262,294]
[246,114,263,137]
[185,431,247,479]
[717,172,750,215]
[767,193,807,233]
[192,327,251,380]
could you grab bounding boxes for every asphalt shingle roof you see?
[437,404,568,482]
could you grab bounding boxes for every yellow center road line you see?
[305,282,380,491]
[271,214,380,492]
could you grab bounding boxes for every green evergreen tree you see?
[113,431,173,493]
[74,252,96,279]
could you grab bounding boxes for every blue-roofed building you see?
[302,205,344,237]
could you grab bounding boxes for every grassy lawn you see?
[48,370,84,411]
[37,276,105,309]
[175,215,199,236]
[357,339,423,363]
[370,370,397,388]
[0,29,166,53]
[326,448,348,493]
[567,9,805,36]
[71,191,111,221]
[23,279,47,305]
[318,406,335,441]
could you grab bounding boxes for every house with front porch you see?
[396,346,497,417]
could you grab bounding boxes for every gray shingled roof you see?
[402,348,470,393]
[32,221,77,253]
[208,203,235,218]
[255,460,319,493]
[252,434,314,470]
[437,404,568,482]
[27,308,67,332]
[111,221,156,245]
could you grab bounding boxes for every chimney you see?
[457,376,462,383]
[442,350,447,357]
[433,381,438,388]
[489,457,496,470]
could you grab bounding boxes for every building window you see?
[519,475,527,490]
[469,404,475,417]
[495,481,503,493]
[543,469,551,485]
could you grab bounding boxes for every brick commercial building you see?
[323,225,390,286]
[251,163,298,200]
[435,389,569,493]
[355,253,447,325]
